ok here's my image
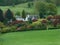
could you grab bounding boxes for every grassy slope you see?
[57,6,60,15]
[0,3,60,15]
[0,3,35,15]
[0,29,60,45]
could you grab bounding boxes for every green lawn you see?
[0,29,60,45]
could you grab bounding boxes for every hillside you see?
[0,2,60,15]
[0,0,34,6]
[0,3,35,15]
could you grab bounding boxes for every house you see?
[15,15,39,21]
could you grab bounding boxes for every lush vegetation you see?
[0,2,60,15]
[0,1,60,33]
[0,0,34,6]
[0,0,60,45]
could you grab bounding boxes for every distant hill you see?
[0,0,34,6]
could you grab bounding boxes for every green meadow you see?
[0,29,60,45]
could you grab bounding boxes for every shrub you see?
[0,22,5,32]
[27,19,48,30]
[15,12,20,16]
[52,19,58,27]
[32,19,38,22]
[0,26,16,33]
[28,3,31,8]
[1,27,11,33]
[10,26,16,32]
[41,19,48,29]
[16,25,28,31]
[47,15,53,21]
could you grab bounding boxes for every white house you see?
[15,14,39,21]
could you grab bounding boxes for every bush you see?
[0,27,11,33]
[47,15,53,20]
[0,26,16,33]
[41,19,48,29]
[16,25,28,31]
[15,12,20,16]
[27,19,48,30]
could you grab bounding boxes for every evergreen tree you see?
[22,10,26,20]
[0,9,4,22]
[5,9,14,21]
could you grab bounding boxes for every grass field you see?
[0,29,60,45]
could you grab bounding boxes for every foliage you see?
[28,2,33,8]
[0,9,4,22]
[28,3,31,8]
[0,0,34,6]
[35,2,47,18]
[0,22,4,26]
[47,15,53,20]
[22,10,26,19]
[0,26,16,33]
[28,19,47,30]
[47,3,57,15]
[35,1,57,18]
[15,11,20,16]
[5,9,14,21]
[46,0,60,6]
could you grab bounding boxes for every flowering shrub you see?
[27,19,48,30]
[32,19,38,22]
[41,19,48,29]
[47,15,53,20]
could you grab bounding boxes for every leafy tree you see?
[0,9,4,22]
[47,3,57,15]
[35,2,47,18]
[28,3,31,8]
[35,1,57,18]
[46,0,60,6]
[0,0,34,6]
[5,9,14,21]
[22,10,26,20]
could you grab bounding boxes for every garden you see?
[0,0,60,45]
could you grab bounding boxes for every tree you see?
[28,3,31,8]
[47,3,57,15]
[22,10,26,20]
[5,9,14,21]
[0,9,4,22]
[35,1,57,18]
[35,2,47,18]
[0,0,34,6]
[46,0,60,6]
